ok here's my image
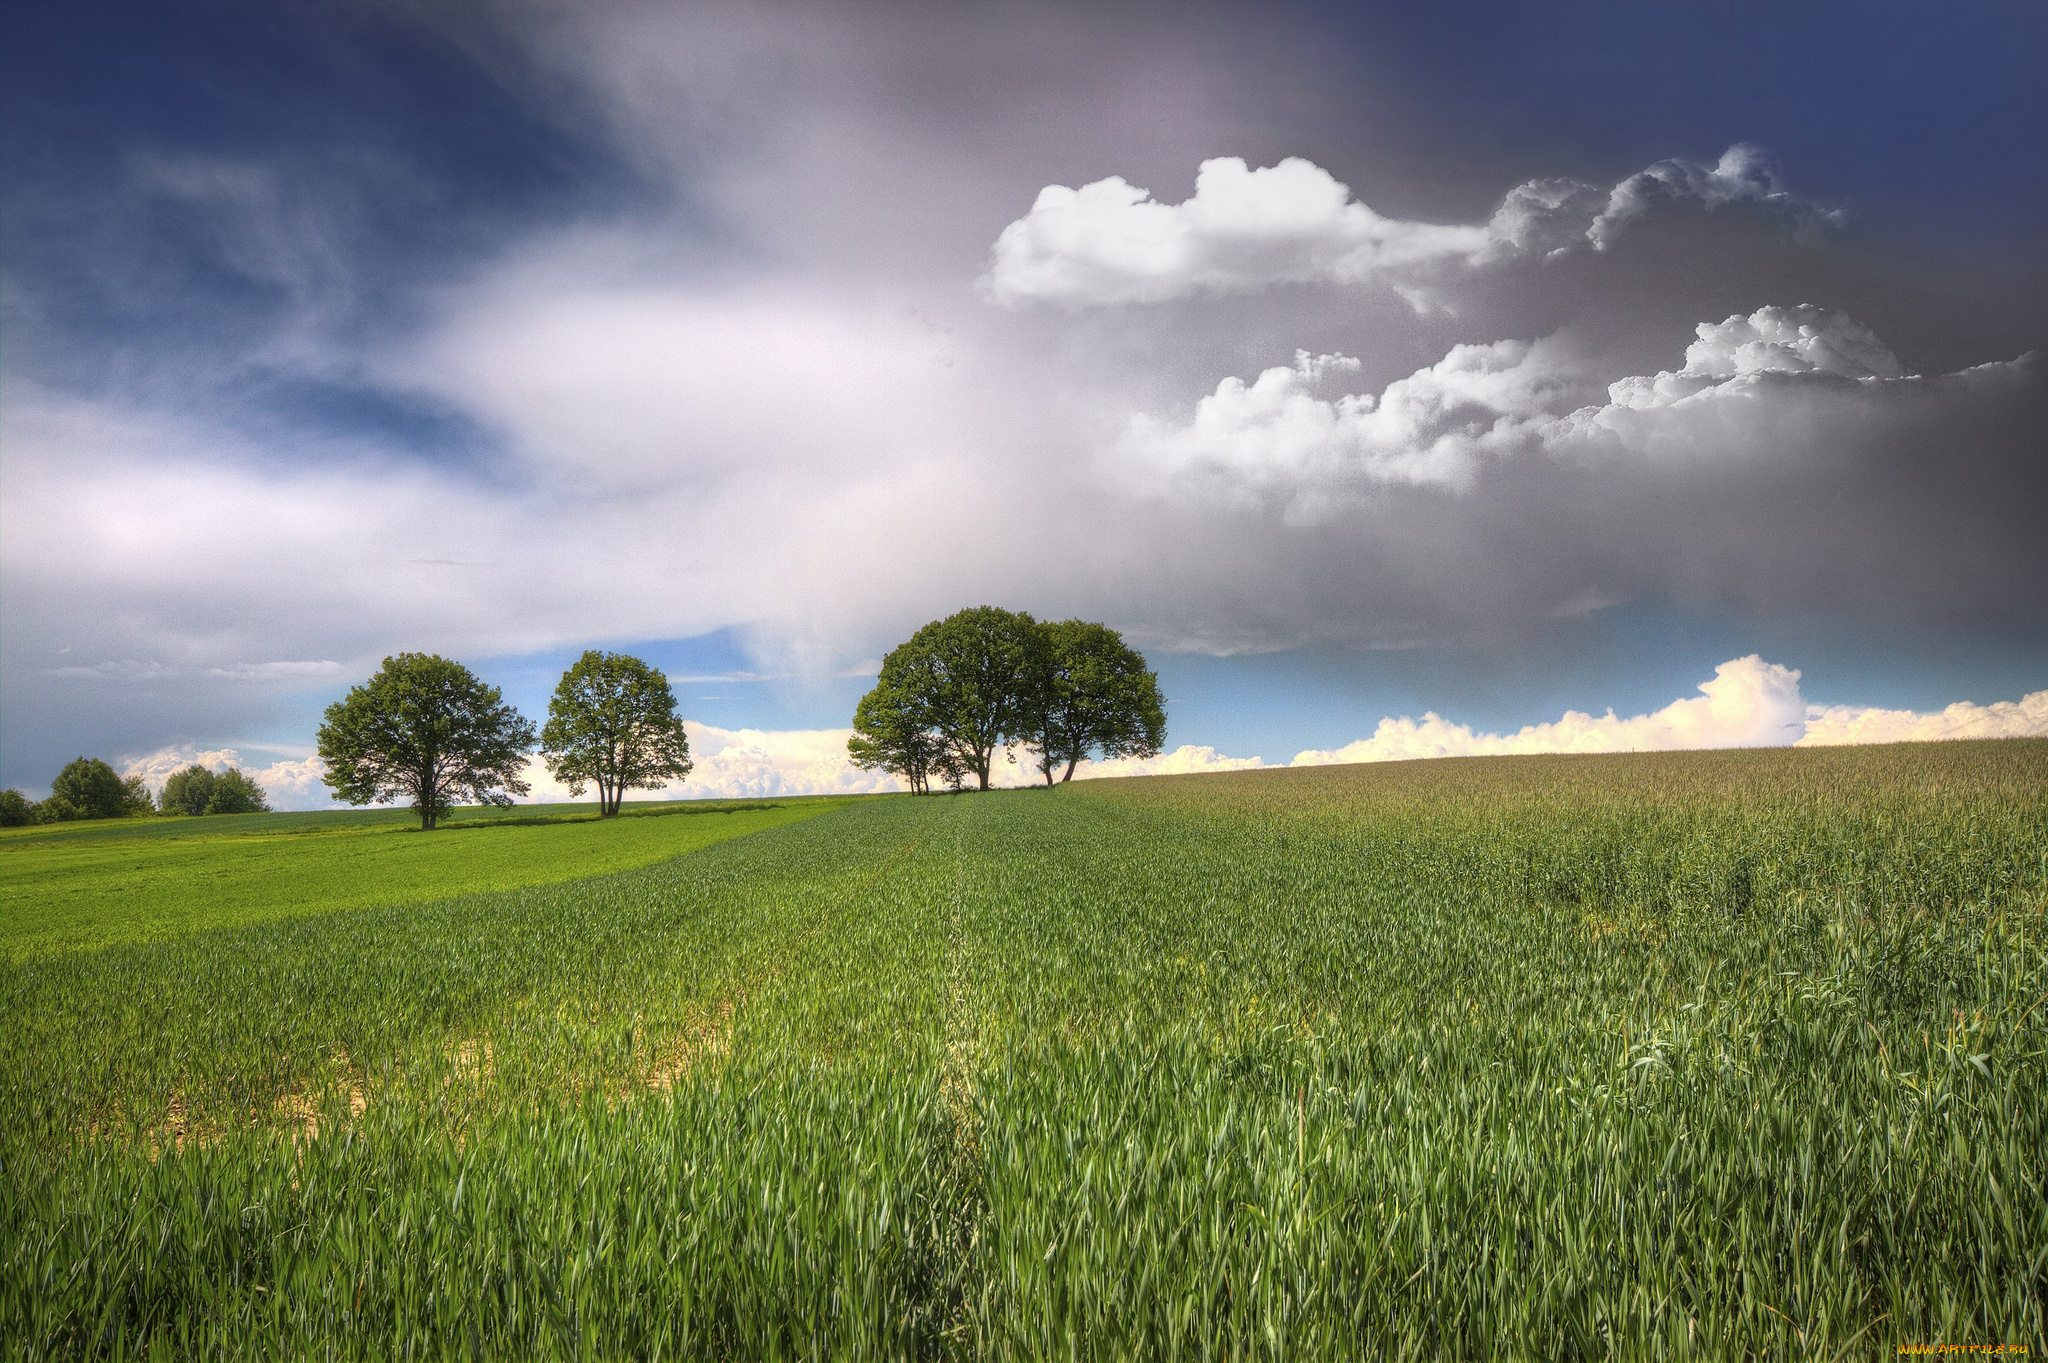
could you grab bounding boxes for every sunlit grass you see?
[2,739,2041,1357]
[0,795,859,956]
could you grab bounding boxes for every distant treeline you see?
[0,758,269,827]
[4,610,1162,827]
[849,607,1165,792]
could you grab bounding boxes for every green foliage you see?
[49,757,130,820]
[0,797,852,957]
[160,764,273,816]
[159,764,217,816]
[204,768,270,815]
[540,651,692,816]
[0,791,29,828]
[1025,618,1167,783]
[2,740,2043,1357]
[317,653,539,829]
[899,606,1048,790]
[848,659,954,794]
[29,796,79,825]
[852,607,1166,792]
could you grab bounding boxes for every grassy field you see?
[2,740,2044,1357]
[0,796,856,956]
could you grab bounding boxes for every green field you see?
[3,741,2044,1358]
[0,797,854,956]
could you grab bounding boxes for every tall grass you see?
[3,740,2042,1357]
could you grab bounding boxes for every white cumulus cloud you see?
[1072,744,1267,780]
[681,722,905,798]
[1121,306,2041,548]
[987,145,1838,306]
[1284,663,2046,771]
[1123,337,1597,501]
[1290,655,1807,765]
[986,155,1489,306]
[1588,144,1845,249]
[120,744,332,810]
[1798,690,2048,746]
[1601,305,1904,411]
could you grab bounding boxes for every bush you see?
[32,796,81,824]
[0,789,31,827]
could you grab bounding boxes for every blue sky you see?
[4,0,2044,800]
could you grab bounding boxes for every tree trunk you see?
[1062,755,1079,782]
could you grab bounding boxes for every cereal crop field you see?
[0,797,852,957]
[3,741,2043,1358]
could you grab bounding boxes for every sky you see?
[3,0,2045,805]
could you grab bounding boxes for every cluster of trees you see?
[5,610,1154,829]
[158,764,270,816]
[0,756,268,827]
[317,650,693,829]
[849,607,1166,792]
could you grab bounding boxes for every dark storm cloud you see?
[2,0,2044,787]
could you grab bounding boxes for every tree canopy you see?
[1025,619,1168,784]
[48,758,140,821]
[316,653,537,830]
[159,764,218,817]
[205,768,270,815]
[905,607,1048,791]
[849,608,1165,792]
[848,668,956,794]
[0,762,149,824]
[540,650,692,816]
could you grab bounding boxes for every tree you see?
[0,790,30,827]
[160,763,272,815]
[540,651,692,815]
[160,764,216,816]
[848,663,951,795]
[121,774,154,816]
[205,768,270,814]
[895,606,1048,791]
[317,653,538,830]
[51,758,130,820]
[1025,620,1167,784]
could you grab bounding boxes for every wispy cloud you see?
[45,659,339,683]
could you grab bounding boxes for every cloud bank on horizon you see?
[3,1,2043,785]
[122,660,2048,809]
